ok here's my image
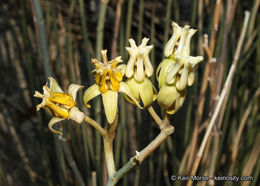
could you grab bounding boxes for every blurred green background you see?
[0,0,259,185]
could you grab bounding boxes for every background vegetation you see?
[0,0,259,185]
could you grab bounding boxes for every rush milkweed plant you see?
[34,21,203,185]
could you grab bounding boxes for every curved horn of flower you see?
[83,50,142,124]
[157,22,203,114]
[124,38,158,107]
[34,77,84,134]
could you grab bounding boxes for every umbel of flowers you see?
[34,22,203,133]
[156,22,203,114]
[33,20,203,186]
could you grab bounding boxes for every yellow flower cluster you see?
[34,21,203,133]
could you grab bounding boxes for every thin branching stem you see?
[106,114,173,186]
[84,115,106,137]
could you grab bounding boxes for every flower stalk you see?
[106,115,174,186]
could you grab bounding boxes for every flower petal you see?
[125,39,138,78]
[157,85,180,108]
[182,29,197,57]
[188,68,195,86]
[156,59,168,81]
[187,56,204,67]
[43,86,52,97]
[134,54,145,82]
[176,64,189,91]
[140,78,157,107]
[99,70,108,93]
[156,58,174,88]
[48,92,75,108]
[143,45,154,77]
[49,77,63,93]
[102,90,118,124]
[175,92,186,111]
[119,82,142,109]
[166,62,181,84]
[45,99,70,118]
[48,117,65,134]
[68,84,84,101]
[167,90,186,114]
[174,25,190,59]
[139,37,149,48]
[34,91,44,98]
[164,22,182,57]
[83,84,101,108]
[108,70,120,91]
[126,77,141,101]
[116,64,126,76]
[36,99,47,111]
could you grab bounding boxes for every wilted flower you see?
[157,22,203,114]
[83,50,141,124]
[125,38,157,107]
[34,77,84,134]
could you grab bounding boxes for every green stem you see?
[162,0,172,60]
[103,136,116,177]
[147,106,163,127]
[78,0,92,82]
[84,115,106,136]
[137,0,144,44]
[31,0,51,78]
[96,0,109,59]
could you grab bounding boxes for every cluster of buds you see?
[157,22,203,114]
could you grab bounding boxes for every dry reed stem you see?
[178,142,191,174]
[241,134,260,186]
[203,34,217,98]
[198,0,204,55]
[186,0,223,173]
[231,88,260,164]
[187,11,250,186]
[215,0,238,94]
[91,171,97,186]
[248,0,260,36]
[243,27,259,54]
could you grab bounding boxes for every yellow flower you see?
[156,22,203,114]
[124,38,157,107]
[34,77,84,134]
[83,50,141,124]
